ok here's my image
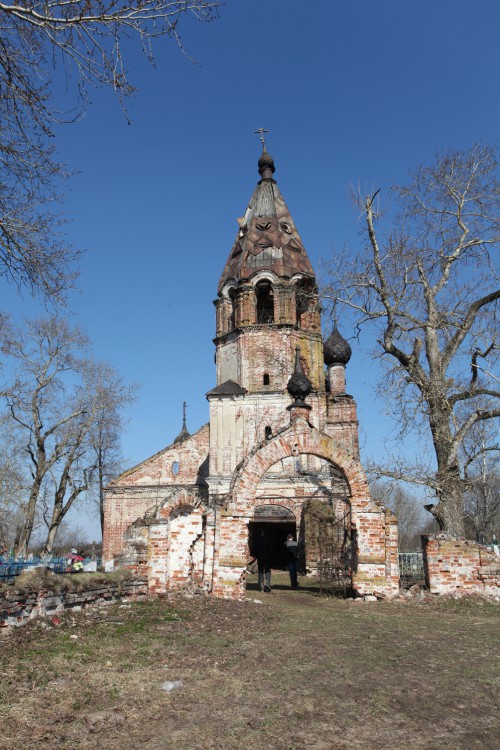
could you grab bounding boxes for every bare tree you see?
[370,479,438,550]
[92,419,124,537]
[2,317,89,554]
[0,418,27,549]
[74,361,136,541]
[40,363,135,555]
[0,317,135,554]
[462,422,499,543]
[0,1,222,301]
[324,144,500,537]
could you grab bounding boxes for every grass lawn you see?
[0,572,498,750]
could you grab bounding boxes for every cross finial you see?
[182,401,187,428]
[254,127,269,149]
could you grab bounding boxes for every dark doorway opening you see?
[248,520,296,569]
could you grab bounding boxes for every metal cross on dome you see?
[254,128,269,148]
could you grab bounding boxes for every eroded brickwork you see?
[423,535,500,596]
[103,149,399,600]
[103,424,209,561]
[210,417,399,599]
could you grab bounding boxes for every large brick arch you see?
[155,487,204,520]
[226,418,372,514]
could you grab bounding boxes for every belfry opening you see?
[103,143,400,600]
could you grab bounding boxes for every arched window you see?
[228,287,236,330]
[295,278,317,326]
[265,426,273,440]
[172,461,179,476]
[256,281,274,324]
[263,373,270,386]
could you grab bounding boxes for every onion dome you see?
[287,347,312,408]
[173,402,190,444]
[258,148,275,179]
[324,325,352,366]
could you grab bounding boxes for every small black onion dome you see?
[173,424,190,444]
[258,148,275,178]
[324,325,352,366]
[287,347,312,404]
[173,406,190,444]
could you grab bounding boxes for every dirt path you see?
[1,585,498,750]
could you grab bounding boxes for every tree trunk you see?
[98,445,105,537]
[40,460,87,556]
[427,466,466,537]
[427,398,466,537]
[14,474,43,557]
[42,518,62,557]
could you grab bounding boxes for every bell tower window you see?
[256,281,274,324]
[296,278,317,327]
[229,287,236,330]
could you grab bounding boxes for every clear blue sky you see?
[4,1,500,540]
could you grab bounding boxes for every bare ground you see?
[0,573,498,750]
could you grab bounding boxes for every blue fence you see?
[0,556,94,581]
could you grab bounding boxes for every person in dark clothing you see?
[284,533,299,589]
[253,530,273,592]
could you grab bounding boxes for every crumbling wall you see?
[103,424,209,561]
[422,535,500,596]
[168,507,204,589]
[120,522,149,577]
[214,419,400,599]
[0,577,147,628]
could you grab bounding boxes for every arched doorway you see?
[213,421,399,600]
[248,504,296,569]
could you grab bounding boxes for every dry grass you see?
[0,575,498,750]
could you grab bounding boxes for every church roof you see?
[205,379,247,397]
[218,148,315,293]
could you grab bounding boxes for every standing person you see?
[253,530,273,592]
[284,533,299,589]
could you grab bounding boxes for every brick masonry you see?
[102,152,400,601]
[0,578,147,628]
[422,535,500,596]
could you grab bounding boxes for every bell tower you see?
[207,146,326,484]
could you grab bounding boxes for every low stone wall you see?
[422,535,500,597]
[0,576,147,628]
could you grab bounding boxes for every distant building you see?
[103,147,399,599]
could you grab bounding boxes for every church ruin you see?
[102,146,399,599]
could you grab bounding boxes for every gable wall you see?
[103,425,209,561]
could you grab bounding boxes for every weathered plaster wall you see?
[216,326,324,393]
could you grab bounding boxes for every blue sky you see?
[4,1,500,539]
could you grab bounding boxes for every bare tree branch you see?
[322,144,500,536]
[0,1,223,301]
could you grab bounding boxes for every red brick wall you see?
[103,425,209,561]
[213,418,399,599]
[423,535,500,596]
